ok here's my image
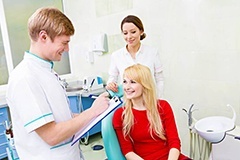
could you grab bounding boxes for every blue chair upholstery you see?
[101,109,126,160]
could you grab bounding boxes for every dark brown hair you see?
[121,15,146,40]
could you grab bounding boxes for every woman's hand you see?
[125,152,144,160]
[106,82,118,92]
[168,148,180,160]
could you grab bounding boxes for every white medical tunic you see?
[108,44,164,98]
[6,52,81,160]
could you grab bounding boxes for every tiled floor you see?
[80,133,107,160]
[3,133,106,160]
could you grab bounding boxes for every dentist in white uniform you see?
[6,7,109,160]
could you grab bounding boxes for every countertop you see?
[0,94,7,108]
[0,87,106,108]
[66,88,106,97]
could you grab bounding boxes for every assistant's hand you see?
[90,92,110,117]
[106,82,118,92]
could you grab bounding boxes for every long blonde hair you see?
[122,64,166,140]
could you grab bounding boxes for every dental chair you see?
[101,106,191,160]
[101,110,126,160]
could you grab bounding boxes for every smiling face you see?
[28,7,74,62]
[122,22,143,48]
[123,76,143,100]
[43,34,70,61]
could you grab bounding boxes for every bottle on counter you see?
[5,121,15,149]
[6,128,13,140]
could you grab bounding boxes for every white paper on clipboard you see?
[71,96,123,146]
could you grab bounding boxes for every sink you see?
[194,104,236,143]
[195,116,235,143]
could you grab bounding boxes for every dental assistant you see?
[106,15,164,98]
[6,7,109,160]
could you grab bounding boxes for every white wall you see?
[63,0,240,155]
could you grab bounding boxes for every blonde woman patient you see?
[112,64,191,160]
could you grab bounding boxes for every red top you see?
[113,100,189,160]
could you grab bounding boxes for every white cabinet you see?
[212,134,240,160]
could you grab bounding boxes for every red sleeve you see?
[159,100,181,151]
[112,107,134,155]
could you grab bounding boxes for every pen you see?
[90,79,95,88]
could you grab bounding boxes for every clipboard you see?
[71,96,123,146]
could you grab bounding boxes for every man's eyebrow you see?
[63,40,70,43]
